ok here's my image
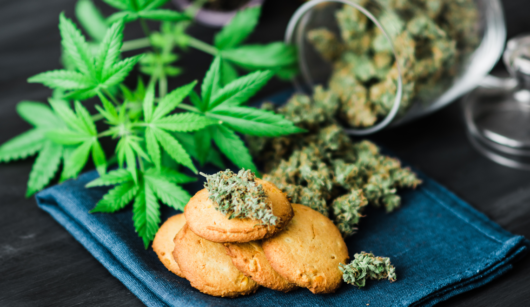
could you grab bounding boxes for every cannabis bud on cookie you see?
[201,169,278,226]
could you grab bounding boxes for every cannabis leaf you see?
[105,0,190,23]
[214,7,298,79]
[139,52,181,77]
[76,0,109,42]
[0,101,68,197]
[46,99,107,181]
[88,167,195,248]
[142,81,212,172]
[188,56,305,173]
[28,14,141,100]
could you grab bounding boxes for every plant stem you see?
[139,19,153,42]
[92,113,104,122]
[176,104,200,113]
[102,89,120,105]
[159,73,167,98]
[121,37,151,52]
[187,36,218,55]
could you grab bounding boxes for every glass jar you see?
[285,0,506,135]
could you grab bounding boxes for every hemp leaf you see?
[0,102,66,197]
[214,7,298,79]
[88,167,195,248]
[28,14,141,100]
[105,0,190,23]
[46,99,107,181]
[142,81,212,172]
[189,56,305,173]
[76,0,109,42]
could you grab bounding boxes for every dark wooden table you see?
[1,0,530,306]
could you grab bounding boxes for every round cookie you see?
[185,179,293,243]
[173,224,259,297]
[225,241,298,292]
[152,214,186,277]
[262,204,349,294]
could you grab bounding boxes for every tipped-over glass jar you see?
[285,0,506,135]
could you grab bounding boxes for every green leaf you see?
[95,20,124,80]
[133,182,160,249]
[138,9,189,21]
[64,88,100,100]
[76,0,109,42]
[107,11,137,24]
[201,56,222,107]
[143,83,156,123]
[208,70,273,110]
[45,130,91,145]
[74,101,97,135]
[221,59,239,86]
[96,92,119,123]
[194,128,211,166]
[152,127,197,173]
[208,106,305,137]
[189,91,205,111]
[102,0,130,11]
[153,81,197,120]
[60,140,93,181]
[59,12,96,78]
[117,137,139,182]
[221,42,297,73]
[92,140,107,175]
[152,113,212,132]
[147,167,196,184]
[145,127,161,169]
[48,99,86,133]
[28,70,94,90]
[91,180,138,213]
[16,101,62,128]
[144,0,170,10]
[211,125,258,174]
[102,55,143,87]
[0,129,45,162]
[145,174,191,211]
[86,168,132,187]
[207,146,226,169]
[214,6,261,50]
[26,141,63,197]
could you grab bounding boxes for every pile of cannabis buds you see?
[306,0,479,127]
[249,85,421,238]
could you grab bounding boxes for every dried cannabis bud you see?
[249,90,421,237]
[307,0,479,128]
[339,252,397,288]
[201,169,278,226]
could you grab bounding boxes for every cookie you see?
[152,213,186,278]
[173,224,259,297]
[185,179,293,243]
[225,241,298,292]
[262,204,349,294]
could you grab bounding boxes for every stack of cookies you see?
[153,177,350,297]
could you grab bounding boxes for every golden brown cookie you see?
[225,241,298,292]
[185,179,293,243]
[152,214,186,278]
[262,204,349,294]
[173,224,259,297]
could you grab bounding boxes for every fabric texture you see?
[35,90,529,307]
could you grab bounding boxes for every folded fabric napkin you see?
[35,90,529,306]
[36,166,529,307]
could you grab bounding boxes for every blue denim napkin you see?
[35,90,529,306]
